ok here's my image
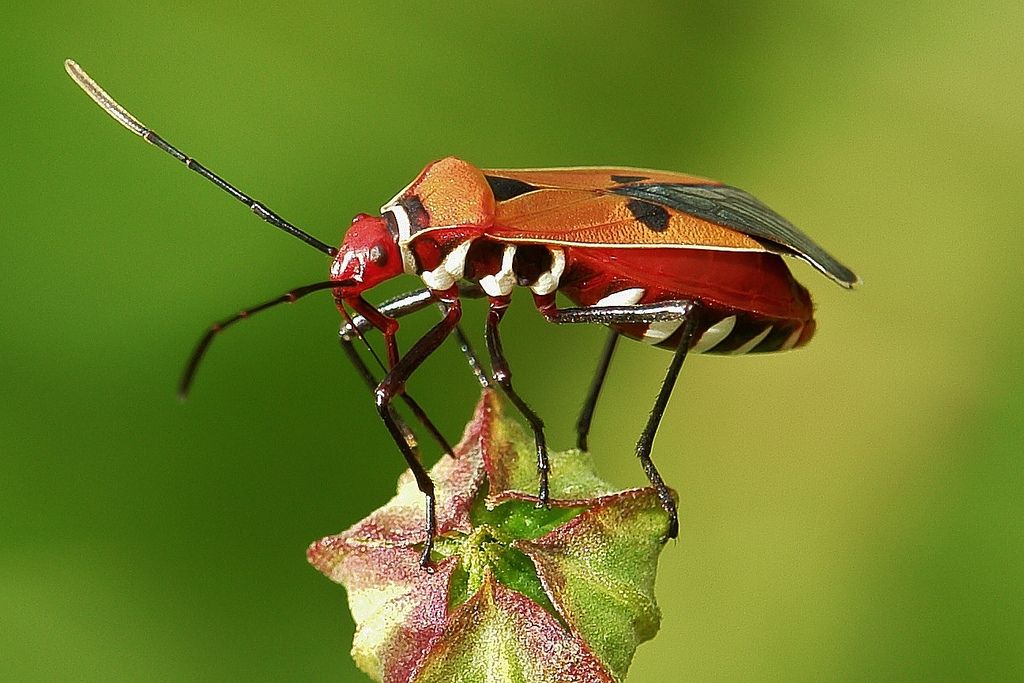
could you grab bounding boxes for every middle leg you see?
[370,290,464,567]
[484,296,551,506]
[339,287,490,458]
[575,330,619,452]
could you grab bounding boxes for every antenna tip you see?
[64,58,86,92]
[64,59,148,137]
[64,59,85,82]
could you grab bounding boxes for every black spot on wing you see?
[611,183,858,286]
[611,174,649,184]
[626,199,670,231]
[485,175,541,201]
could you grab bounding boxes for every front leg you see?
[343,287,490,388]
[484,296,550,506]
[348,295,401,369]
[339,333,452,459]
[372,287,463,567]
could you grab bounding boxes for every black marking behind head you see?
[612,183,858,287]
[399,195,430,231]
[485,175,541,201]
[382,210,399,237]
[626,199,670,231]
[611,174,649,184]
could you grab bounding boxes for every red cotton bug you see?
[67,60,859,567]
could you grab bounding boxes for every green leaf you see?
[518,490,671,679]
[471,494,586,540]
[309,390,672,682]
[415,571,615,683]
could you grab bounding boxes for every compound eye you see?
[368,244,387,266]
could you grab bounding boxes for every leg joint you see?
[374,385,391,414]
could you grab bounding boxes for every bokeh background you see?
[3,2,1022,680]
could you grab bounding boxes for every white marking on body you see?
[383,205,418,275]
[420,239,474,291]
[594,287,645,307]
[421,266,454,290]
[479,245,517,297]
[642,319,683,344]
[442,240,473,280]
[781,325,803,350]
[529,248,566,296]
[384,205,411,242]
[691,316,737,353]
[730,325,773,355]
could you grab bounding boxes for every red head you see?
[330,213,404,298]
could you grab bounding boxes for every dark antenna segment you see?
[178,279,345,399]
[64,59,337,257]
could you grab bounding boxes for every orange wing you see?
[481,167,859,287]
[488,186,764,251]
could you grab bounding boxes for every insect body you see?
[66,61,858,567]
[369,158,855,353]
[334,158,857,544]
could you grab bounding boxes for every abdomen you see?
[559,247,816,354]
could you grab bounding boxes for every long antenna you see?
[64,59,337,257]
[178,279,344,398]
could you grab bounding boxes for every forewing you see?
[482,168,859,287]
[611,183,859,287]
[487,187,765,252]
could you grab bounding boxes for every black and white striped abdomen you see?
[590,288,814,355]
[689,313,814,355]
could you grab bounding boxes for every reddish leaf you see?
[310,390,671,682]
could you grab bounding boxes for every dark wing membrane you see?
[611,183,859,287]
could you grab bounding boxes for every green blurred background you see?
[3,2,1022,680]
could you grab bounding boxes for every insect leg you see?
[634,319,698,539]
[340,288,488,455]
[338,335,423,458]
[344,286,489,387]
[575,330,619,451]
[534,295,698,537]
[450,321,490,389]
[534,297,697,328]
[372,292,464,567]
[484,297,550,507]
